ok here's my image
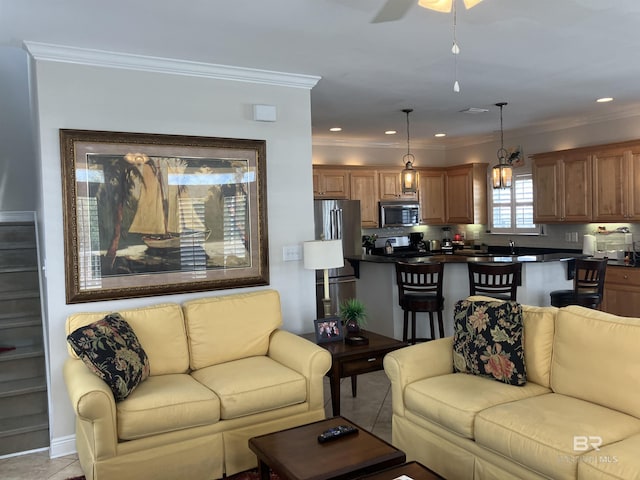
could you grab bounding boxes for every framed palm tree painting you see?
[60,129,269,303]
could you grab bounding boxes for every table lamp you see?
[303,239,344,318]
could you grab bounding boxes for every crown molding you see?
[23,41,320,89]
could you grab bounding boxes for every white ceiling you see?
[2,0,640,148]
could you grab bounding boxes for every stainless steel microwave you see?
[379,201,421,227]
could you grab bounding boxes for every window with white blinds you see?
[490,172,539,234]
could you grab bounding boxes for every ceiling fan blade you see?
[463,0,483,9]
[371,0,415,23]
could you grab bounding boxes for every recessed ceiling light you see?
[596,97,614,103]
[385,130,397,135]
[329,127,342,132]
[434,133,446,137]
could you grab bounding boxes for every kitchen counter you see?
[345,251,585,278]
[349,251,580,341]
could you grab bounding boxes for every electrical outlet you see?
[283,245,302,262]
[571,232,579,243]
[565,232,571,242]
[473,231,480,240]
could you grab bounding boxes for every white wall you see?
[27,45,319,454]
[0,47,38,211]
[313,143,446,167]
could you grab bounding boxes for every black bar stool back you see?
[395,262,445,344]
[467,262,522,301]
[550,258,607,309]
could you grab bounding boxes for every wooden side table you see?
[301,331,407,416]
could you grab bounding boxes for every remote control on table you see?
[317,425,359,443]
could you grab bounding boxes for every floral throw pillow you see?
[452,299,526,386]
[67,313,150,401]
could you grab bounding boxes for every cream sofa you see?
[383,297,640,480]
[64,289,332,480]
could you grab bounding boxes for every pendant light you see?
[401,108,417,194]
[492,102,513,189]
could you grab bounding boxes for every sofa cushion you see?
[191,356,306,420]
[404,373,550,439]
[578,433,640,479]
[66,303,190,375]
[117,373,220,440]
[183,290,283,370]
[453,299,526,385]
[67,313,150,402]
[551,306,640,418]
[475,393,640,480]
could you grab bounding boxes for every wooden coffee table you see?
[356,461,444,480]
[301,331,407,416]
[248,416,405,480]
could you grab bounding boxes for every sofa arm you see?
[268,330,332,411]
[63,358,118,459]
[383,337,454,417]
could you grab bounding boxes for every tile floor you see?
[0,370,393,480]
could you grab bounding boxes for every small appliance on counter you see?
[372,235,433,258]
[582,234,596,256]
[441,227,454,254]
[409,232,428,253]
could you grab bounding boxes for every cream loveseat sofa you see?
[64,289,332,480]
[384,297,640,480]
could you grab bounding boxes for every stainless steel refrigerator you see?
[313,199,361,318]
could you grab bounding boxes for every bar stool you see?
[467,262,522,301]
[395,262,445,344]
[550,258,607,309]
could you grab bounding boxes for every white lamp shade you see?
[303,240,344,270]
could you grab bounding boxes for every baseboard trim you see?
[50,434,76,458]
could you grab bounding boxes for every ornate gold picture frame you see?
[60,129,269,303]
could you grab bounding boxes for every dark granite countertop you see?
[346,251,585,265]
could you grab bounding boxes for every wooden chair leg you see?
[437,310,444,338]
[403,310,409,343]
[411,311,417,344]
[428,312,435,341]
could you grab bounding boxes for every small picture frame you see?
[313,317,344,344]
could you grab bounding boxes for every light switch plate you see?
[283,245,302,262]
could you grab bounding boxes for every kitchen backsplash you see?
[362,222,639,253]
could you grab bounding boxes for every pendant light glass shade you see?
[492,161,513,189]
[418,0,483,13]
[400,109,417,194]
[402,155,416,193]
[492,102,513,189]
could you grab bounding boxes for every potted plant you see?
[339,298,367,336]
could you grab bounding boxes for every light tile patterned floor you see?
[0,370,392,479]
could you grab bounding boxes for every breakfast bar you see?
[346,253,580,340]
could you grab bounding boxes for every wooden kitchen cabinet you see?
[602,266,640,317]
[445,163,487,224]
[378,170,418,200]
[312,163,487,227]
[350,170,379,228]
[592,143,640,222]
[532,151,592,223]
[313,167,350,199]
[418,168,446,224]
